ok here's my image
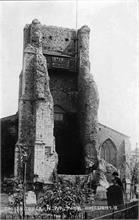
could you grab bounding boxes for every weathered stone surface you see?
[26,191,36,205]
[24,23,77,56]
[15,19,57,183]
[15,21,99,180]
[23,22,77,71]
[49,71,78,113]
[2,20,131,182]
[23,24,31,50]
[2,113,130,179]
[77,26,99,172]
[32,20,57,183]
[41,25,76,57]
[30,19,42,48]
[15,20,98,181]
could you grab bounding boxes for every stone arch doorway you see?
[54,105,84,174]
[100,138,117,167]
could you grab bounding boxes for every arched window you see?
[100,139,117,167]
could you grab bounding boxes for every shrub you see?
[37,177,94,219]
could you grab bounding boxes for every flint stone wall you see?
[78,26,99,172]
[14,19,99,181]
[24,25,77,57]
[24,24,77,72]
[49,70,78,113]
[1,115,131,179]
[15,19,58,183]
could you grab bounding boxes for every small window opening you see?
[65,38,69,42]
[54,113,63,121]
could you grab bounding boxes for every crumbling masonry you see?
[14,19,99,183]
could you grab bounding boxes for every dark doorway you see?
[54,113,84,174]
[1,115,18,179]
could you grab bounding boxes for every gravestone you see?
[26,191,36,205]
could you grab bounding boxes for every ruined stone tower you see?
[14,19,99,183]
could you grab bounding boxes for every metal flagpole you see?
[76,0,78,31]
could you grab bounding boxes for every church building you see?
[1,19,131,183]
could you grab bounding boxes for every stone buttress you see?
[14,19,57,183]
[77,26,99,172]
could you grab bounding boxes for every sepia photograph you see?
[0,0,138,219]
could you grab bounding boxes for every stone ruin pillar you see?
[14,19,58,183]
[14,20,99,181]
[77,26,99,173]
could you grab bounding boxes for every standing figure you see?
[112,171,124,193]
[107,178,124,208]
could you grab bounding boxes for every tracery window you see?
[100,139,117,167]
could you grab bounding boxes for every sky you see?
[0,0,138,149]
